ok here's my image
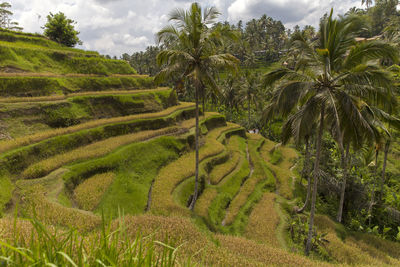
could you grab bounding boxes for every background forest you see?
[121,0,400,246]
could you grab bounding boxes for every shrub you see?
[43,12,81,47]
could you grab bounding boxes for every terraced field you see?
[2,29,400,266]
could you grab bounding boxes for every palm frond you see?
[344,40,398,69]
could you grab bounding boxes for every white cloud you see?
[227,0,362,28]
[11,0,362,56]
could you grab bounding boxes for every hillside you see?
[1,30,400,266]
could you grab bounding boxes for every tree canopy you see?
[43,12,82,47]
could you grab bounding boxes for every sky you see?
[11,0,363,56]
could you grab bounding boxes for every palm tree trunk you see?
[202,93,206,117]
[305,103,325,256]
[297,137,311,213]
[248,91,251,127]
[189,85,200,210]
[368,149,379,226]
[380,140,390,199]
[300,136,311,185]
[337,143,350,223]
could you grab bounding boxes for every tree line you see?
[144,0,400,256]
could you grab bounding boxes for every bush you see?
[43,12,81,47]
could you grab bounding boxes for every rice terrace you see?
[2,0,400,266]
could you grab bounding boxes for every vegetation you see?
[3,1,400,266]
[43,12,82,47]
[155,2,239,210]
[0,2,22,31]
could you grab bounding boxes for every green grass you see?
[270,148,283,165]
[0,176,13,215]
[226,138,275,234]
[0,76,155,97]
[0,105,195,176]
[207,136,249,230]
[0,28,98,55]
[41,89,177,127]
[150,123,242,216]
[173,176,195,207]
[0,44,134,75]
[0,88,177,138]
[62,136,187,217]
[0,103,193,153]
[0,215,183,266]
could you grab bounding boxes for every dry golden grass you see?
[216,234,331,267]
[314,215,400,266]
[20,184,101,232]
[0,217,35,241]
[351,233,400,260]
[244,193,280,247]
[112,214,258,266]
[22,126,180,179]
[0,87,169,103]
[209,151,240,184]
[0,102,193,153]
[150,123,241,216]
[194,188,218,218]
[74,172,115,211]
[260,138,297,199]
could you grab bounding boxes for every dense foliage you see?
[43,12,82,47]
[121,0,400,256]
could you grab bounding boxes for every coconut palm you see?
[155,3,239,210]
[281,109,316,213]
[263,10,397,255]
[362,0,373,8]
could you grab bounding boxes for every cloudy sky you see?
[12,0,362,56]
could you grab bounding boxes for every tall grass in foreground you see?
[0,214,191,266]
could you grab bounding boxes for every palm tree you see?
[264,10,397,255]
[362,0,373,8]
[241,71,260,127]
[280,109,316,213]
[155,3,239,210]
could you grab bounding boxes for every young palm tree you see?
[264,10,397,255]
[155,3,238,210]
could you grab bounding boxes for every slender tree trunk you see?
[202,93,206,117]
[368,149,379,226]
[305,103,325,256]
[248,91,251,127]
[189,85,200,210]
[297,137,311,213]
[300,136,311,185]
[380,140,390,199]
[337,143,350,223]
